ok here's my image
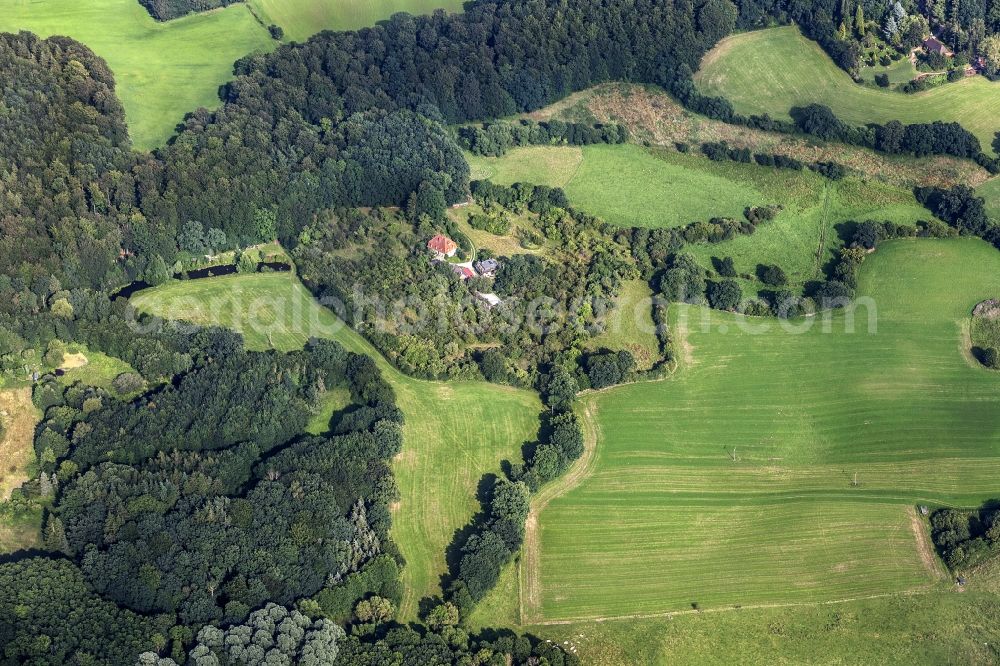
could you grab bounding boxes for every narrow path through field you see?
[521,399,603,623]
[812,183,834,279]
[908,506,948,580]
[528,586,943,626]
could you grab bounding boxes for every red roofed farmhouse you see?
[427,234,458,258]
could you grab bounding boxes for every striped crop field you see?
[526,238,1000,623]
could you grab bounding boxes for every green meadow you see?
[468,144,771,228]
[0,0,275,150]
[695,26,1000,154]
[468,143,932,286]
[526,238,1000,625]
[131,271,542,620]
[248,0,465,42]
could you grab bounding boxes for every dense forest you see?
[931,501,1000,569]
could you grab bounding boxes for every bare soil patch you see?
[59,352,89,370]
[0,388,38,500]
[907,506,947,580]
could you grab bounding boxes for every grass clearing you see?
[525,238,1000,625]
[0,388,41,554]
[448,203,547,257]
[131,271,543,619]
[305,386,353,435]
[859,55,919,86]
[56,347,139,393]
[695,26,1000,154]
[977,176,1000,221]
[0,0,275,150]
[585,279,661,370]
[248,0,466,42]
[0,507,41,554]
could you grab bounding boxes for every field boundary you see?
[520,399,603,623]
[812,183,833,278]
[908,506,949,581]
[527,584,944,626]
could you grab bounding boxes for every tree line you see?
[458,118,629,157]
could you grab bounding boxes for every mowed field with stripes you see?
[527,238,1000,622]
[695,26,1000,154]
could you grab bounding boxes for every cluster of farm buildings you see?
[427,234,503,308]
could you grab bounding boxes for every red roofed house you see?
[452,265,475,280]
[427,234,458,258]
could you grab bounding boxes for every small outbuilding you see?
[919,505,929,516]
[428,234,458,258]
[475,291,503,308]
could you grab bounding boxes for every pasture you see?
[131,271,543,619]
[526,238,1000,624]
[248,0,465,42]
[468,143,932,286]
[695,26,1000,154]
[0,0,275,150]
[55,347,140,393]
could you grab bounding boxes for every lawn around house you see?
[130,271,543,620]
[523,238,1000,625]
[0,0,275,150]
[695,26,1000,154]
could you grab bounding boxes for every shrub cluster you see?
[702,141,847,179]
[459,119,629,157]
[931,502,1000,570]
